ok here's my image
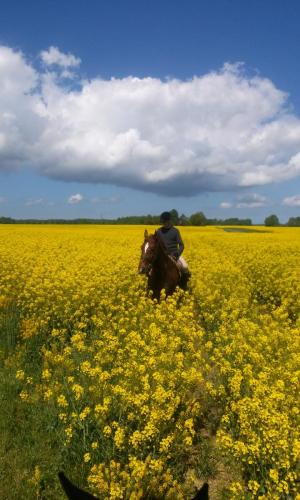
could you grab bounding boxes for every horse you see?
[138,229,184,300]
[59,471,209,499]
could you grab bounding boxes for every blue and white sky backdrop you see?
[1,0,300,222]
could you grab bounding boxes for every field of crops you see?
[0,224,299,499]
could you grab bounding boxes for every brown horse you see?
[138,230,182,300]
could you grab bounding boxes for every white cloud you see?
[1,45,300,196]
[0,196,5,203]
[236,193,268,208]
[282,194,300,206]
[40,46,81,68]
[68,193,83,204]
[91,195,121,204]
[25,198,44,206]
[0,46,41,171]
[221,193,268,209]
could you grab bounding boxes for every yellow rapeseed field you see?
[0,224,299,499]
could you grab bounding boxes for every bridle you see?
[139,235,159,275]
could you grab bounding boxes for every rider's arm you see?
[175,229,184,257]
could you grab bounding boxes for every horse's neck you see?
[155,244,169,267]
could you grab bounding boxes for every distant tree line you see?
[0,211,299,226]
[264,214,300,227]
[0,217,114,225]
[0,210,251,226]
[286,216,300,227]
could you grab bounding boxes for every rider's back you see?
[157,226,184,258]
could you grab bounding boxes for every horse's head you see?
[138,229,159,274]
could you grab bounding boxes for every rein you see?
[153,233,181,278]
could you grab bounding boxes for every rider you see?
[157,211,190,283]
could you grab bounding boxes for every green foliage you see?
[264,214,280,226]
[0,213,253,226]
[0,216,15,224]
[0,302,19,354]
[170,208,179,224]
[287,216,300,226]
[178,214,189,225]
[189,212,207,226]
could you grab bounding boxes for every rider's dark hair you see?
[160,211,171,222]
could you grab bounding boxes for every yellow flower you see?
[114,427,125,449]
[4,224,300,498]
[16,370,25,381]
[57,394,68,407]
[269,469,279,483]
[19,390,29,401]
[72,384,84,400]
[79,406,91,420]
[103,425,112,437]
[41,369,51,380]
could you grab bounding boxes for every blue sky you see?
[1,0,300,222]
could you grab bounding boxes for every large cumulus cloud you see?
[1,45,300,196]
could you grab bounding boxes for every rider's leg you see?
[177,257,191,292]
[178,256,190,275]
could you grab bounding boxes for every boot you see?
[180,269,191,290]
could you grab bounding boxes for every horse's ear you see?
[144,229,148,239]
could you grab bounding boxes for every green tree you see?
[170,209,179,225]
[190,211,207,226]
[287,217,300,226]
[0,217,15,224]
[264,214,280,226]
[179,214,189,225]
